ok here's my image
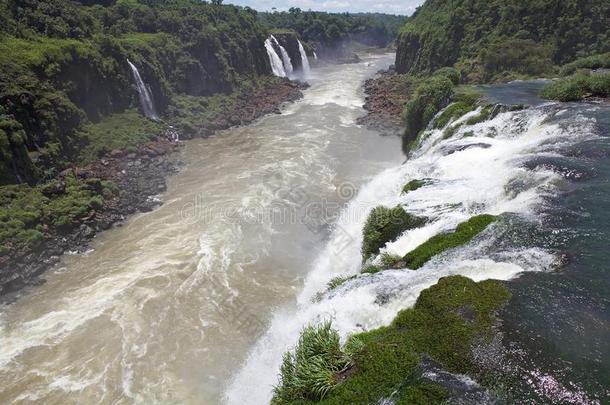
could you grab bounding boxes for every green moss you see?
[402,179,429,194]
[403,214,496,269]
[433,101,477,129]
[362,206,426,261]
[465,105,494,125]
[275,276,511,404]
[540,72,610,101]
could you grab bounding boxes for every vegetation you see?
[395,0,609,82]
[326,275,356,291]
[272,321,364,403]
[403,214,496,269]
[402,179,428,194]
[361,206,426,261]
[402,74,454,148]
[0,0,272,184]
[75,109,163,163]
[273,276,511,404]
[559,52,610,76]
[0,175,116,255]
[259,9,405,51]
[540,72,610,101]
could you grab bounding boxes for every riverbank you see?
[357,68,413,135]
[0,78,305,299]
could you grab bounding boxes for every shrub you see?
[403,214,496,269]
[559,53,610,76]
[540,72,610,101]
[362,206,426,261]
[272,321,363,403]
[402,75,455,148]
[433,67,461,85]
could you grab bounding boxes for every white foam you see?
[225,103,597,404]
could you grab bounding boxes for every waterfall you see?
[226,101,599,404]
[126,59,159,121]
[271,35,293,77]
[313,51,318,60]
[297,40,311,77]
[264,38,286,77]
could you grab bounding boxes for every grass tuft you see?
[272,321,363,404]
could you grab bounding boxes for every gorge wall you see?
[395,0,609,81]
[0,0,273,185]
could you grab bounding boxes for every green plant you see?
[279,276,511,404]
[361,264,382,275]
[402,75,454,148]
[380,253,404,268]
[272,321,363,403]
[403,214,496,269]
[540,72,610,101]
[362,206,426,261]
[402,179,428,194]
[326,276,355,291]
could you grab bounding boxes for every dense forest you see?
[395,0,610,82]
[259,9,405,56]
[0,0,275,185]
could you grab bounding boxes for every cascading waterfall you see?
[126,59,159,121]
[264,37,286,77]
[226,101,599,404]
[271,35,293,77]
[313,51,318,60]
[297,40,311,77]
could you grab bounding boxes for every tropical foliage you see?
[395,0,609,82]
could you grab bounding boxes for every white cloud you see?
[226,0,424,15]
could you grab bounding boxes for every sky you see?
[225,0,425,15]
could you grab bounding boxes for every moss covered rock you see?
[402,179,429,194]
[273,276,511,404]
[403,214,496,269]
[362,206,426,261]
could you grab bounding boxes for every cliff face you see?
[394,31,422,74]
[0,0,273,185]
[395,0,609,76]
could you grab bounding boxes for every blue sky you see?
[225,0,424,15]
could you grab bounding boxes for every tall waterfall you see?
[126,59,159,121]
[297,40,310,77]
[271,35,293,77]
[264,38,286,77]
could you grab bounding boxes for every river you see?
[0,53,402,403]
[2,55,609,404]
